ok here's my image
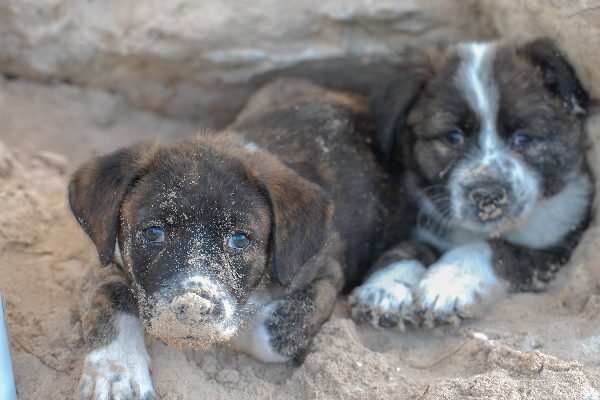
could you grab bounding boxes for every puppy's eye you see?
[511,133,534,149]
[142,227,166,243]
[227,232,252,251]
[442,130,465,148]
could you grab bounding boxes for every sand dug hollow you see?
[1,78,600,399]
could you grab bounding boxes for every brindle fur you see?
[80,264,136,349]
[72,81,396,364]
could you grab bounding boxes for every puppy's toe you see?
[79,354,155,400]
[127,365,156,400]
[79,324,155,400]
[79,374,95,399]
[350,280,413,330]
[110,375,135,400]
[415,265,504,327]
[416,275,481,328]
[349,260,426,330]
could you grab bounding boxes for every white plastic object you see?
[0,292,17,400]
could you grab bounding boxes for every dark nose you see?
[467,182,509,221]
[171,291,220,326]
[468,183,508,206]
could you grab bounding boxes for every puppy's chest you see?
[414,223,482,253]
[414,221,567,255]
[415,204,585,254]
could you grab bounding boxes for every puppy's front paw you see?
[229,297,310,363]
[263,294,316,361]
[79,349,155,400]
[415,242,507,327]
[349,260,426,329]
[79,314,155,400]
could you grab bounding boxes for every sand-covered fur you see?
[68,81,396,399]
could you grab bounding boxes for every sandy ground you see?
[1,77,600,399]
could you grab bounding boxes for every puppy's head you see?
[371,38,590,234]
[69,135,333,348]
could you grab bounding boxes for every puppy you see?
[70,81,393,399]
[350,38,594,329]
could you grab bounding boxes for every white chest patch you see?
[79,313,155,400]
[503,173,592,249]
[228,293,289,363]
[418,171,590,253]
[416,241,508,322]
[415,224,482,253]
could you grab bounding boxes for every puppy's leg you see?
[415,241,508,326]
[79,266,155,400]
[488,239,571,292]
[230,256,343,363]
[349,240,438,329]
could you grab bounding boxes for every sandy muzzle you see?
[144,291,238,350]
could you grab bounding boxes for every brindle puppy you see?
[350,38,594,329]
[70,81,396,400]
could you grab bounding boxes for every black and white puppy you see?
[69,82,392,399]
[350,38,594,328]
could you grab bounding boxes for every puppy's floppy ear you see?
[246,153,334,286]
[518,37,589,116]
[68,142,159,266]
[369,54,431,162]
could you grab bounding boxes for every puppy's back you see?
[230,79,403,287]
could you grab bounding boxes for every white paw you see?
[228,295,290,363]
[350,260,426,329]
[79,314,155,400]
[415,242,507,325]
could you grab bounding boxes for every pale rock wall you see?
[1,0,599,307]
[478,0,600,99]
[0,0,489,126]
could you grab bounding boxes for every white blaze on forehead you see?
[455,42,499,158]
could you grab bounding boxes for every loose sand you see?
[1,77,600,399]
